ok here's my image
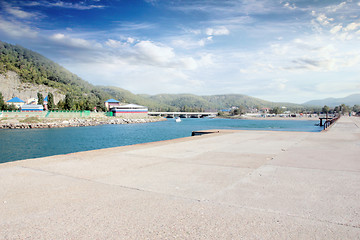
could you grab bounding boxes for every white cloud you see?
[315,81,360,93]
[134,41,175,65]
[50,33,102,49]
[330,25,342,34]
[316,14,333,25]
[267,78,288,91]
[344,22,360,31]
[32,1,105,10]
[179,57,198,70]
[0,17,38,38]
[283,2,296,10]
[4,4,37,19]
[325,2,347,13]
[205,26,230,36]
[127,37,135,44]
[171,35,213,49]
[105,39,125,48]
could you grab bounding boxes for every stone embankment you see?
[0,117,164,129]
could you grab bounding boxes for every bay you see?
[0,118,321,163]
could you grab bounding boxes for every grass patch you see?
[20,117,41,123]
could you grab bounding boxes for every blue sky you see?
[0,0,359,103]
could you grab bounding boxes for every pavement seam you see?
[265,164,360,174]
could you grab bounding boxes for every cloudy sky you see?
[0,0,359,103]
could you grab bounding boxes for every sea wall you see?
[0,111,113,119]
[0,117,165,129]
[0,111,153,119]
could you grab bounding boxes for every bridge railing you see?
[323,115,340,130]
[148,112,218,118]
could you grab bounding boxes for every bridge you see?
[148,112,218,118]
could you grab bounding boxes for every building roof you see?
[105,99,120,103]
[44,96,48,102]
[7,97,25,103]
[117,104,147,109]
[21,104,43,109]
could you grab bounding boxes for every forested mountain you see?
[304,94,360,107]
[0,41,112,110]
[0,40,306,112]
[99,86,176,111]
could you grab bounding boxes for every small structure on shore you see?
[27,98,37,105]
[111,104,148,118]
[20,104,43,112]
[105,99,121,111]
[6,97,25,109]
[43,96,48,110]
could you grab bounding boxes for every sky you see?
[0,0,360,103]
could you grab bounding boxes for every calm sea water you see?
[0,118,321,163]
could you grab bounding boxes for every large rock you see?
[0,71,65,103]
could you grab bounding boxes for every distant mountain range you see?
[304,94,360,107]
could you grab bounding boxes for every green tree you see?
[0,92,5,110]
[322,105,330,119]
[64,93,74,110]
[6,104,17,111]
[47,92,54,110]
[238,105,247,115]
[271,107,282,115]
[340,104,350,114]
[37,92,44,106]
[334,106,341,114]
[57,99,65,110]
[231,109,238,116]
[322,105,330,113]
[352,105,360,113]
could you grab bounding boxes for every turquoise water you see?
[0,118,321,163]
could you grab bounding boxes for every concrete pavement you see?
[1,117,359,239]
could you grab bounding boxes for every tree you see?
[352,105,360,114]
[57,99,65,110]
[340,104,350,114]
[64,93,74,110]
[322,105,330,113]
[37,92,44,106]
[271,107,282,115]
[334,106,341,114]
[0,92,5,110]
[6,104,17,111]
[231,108,240,116]
[47,92,54,110]
[322,105,330,119]
[238,105,247,115]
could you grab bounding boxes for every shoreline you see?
[0,117,166,129]
[217,115,320,121]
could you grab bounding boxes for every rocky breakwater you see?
[0,117,165,129]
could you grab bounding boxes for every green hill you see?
[143,93,304,111]
[304,94,360,107]
[0,41,114,110]
[0,40,306,112]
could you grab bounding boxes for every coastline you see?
[0,116,166,129]
[217,115,319,121]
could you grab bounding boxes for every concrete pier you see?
[1,117,360,239]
